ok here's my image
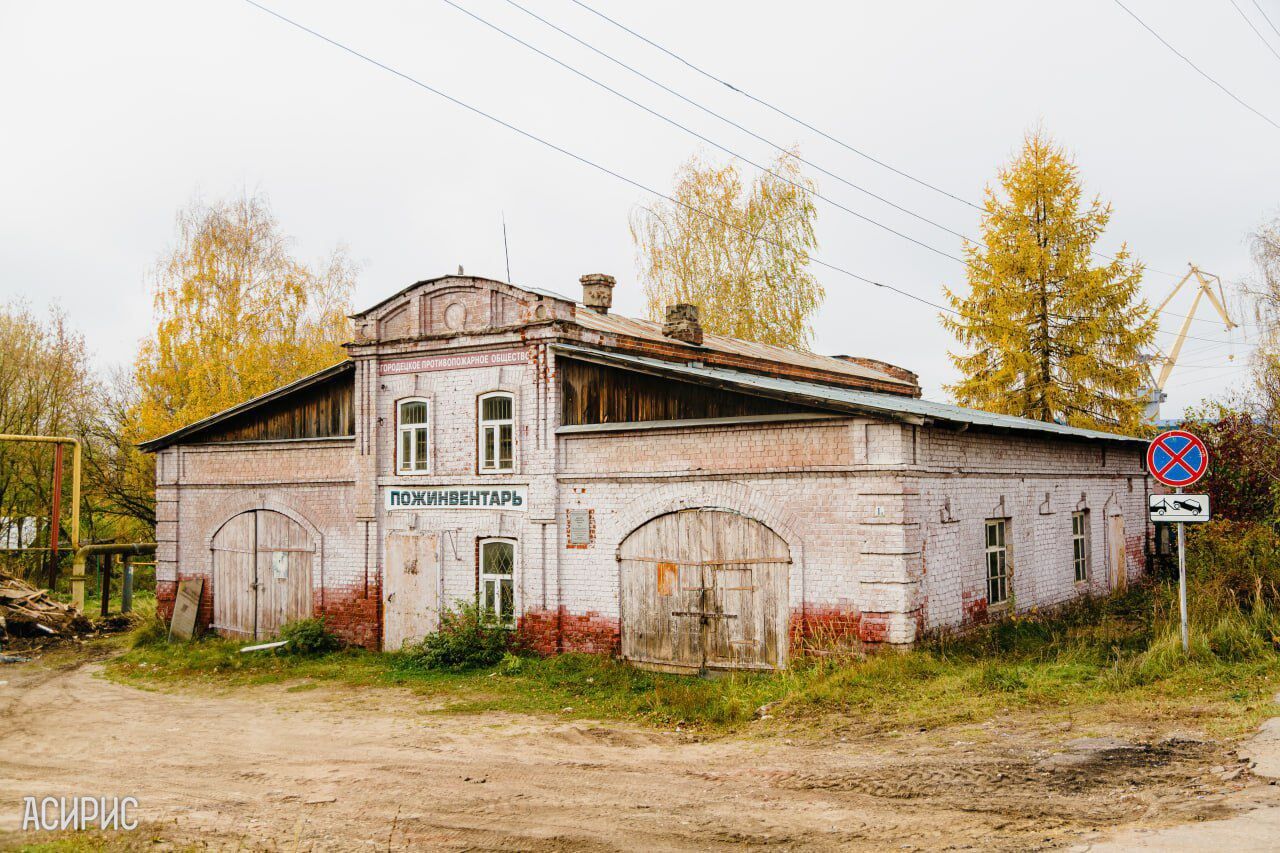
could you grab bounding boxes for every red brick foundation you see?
[789,603,903,652]
[961,591,989,626]
[317,584,381,651]
[516,608,619,655]
[155,580,175,622]
[157,576,380,650]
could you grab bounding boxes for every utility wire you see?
[241,0,960,318]
[243,1,1252,351]
[498,0,970,244]
[568,0,1201,283]
[1113,0,1280,131]
[459,0,1241,333]
[1227,0,1280,63]
[1252,0,1280,39]
[568,0,980,211]
[441,0,966,264]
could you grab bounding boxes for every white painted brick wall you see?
[158,277,1154,650]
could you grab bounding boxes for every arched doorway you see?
[618,508,791,672]
[211,510,314,640]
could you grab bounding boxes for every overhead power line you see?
[567,0,980,211]
[1112,0,1280,131]
[242,1,1253,352]
[440,0,966,264]
[1252,0,1280,39]
[496,0,970,244]
[1227,0,1280,64]
[241,0,961,318]
[457,0,1237,332]
[567,0,1196,283]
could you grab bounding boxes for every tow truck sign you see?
[1149,494,1210,523]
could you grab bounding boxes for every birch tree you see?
[631,152,824,350]
[132,193,356,440]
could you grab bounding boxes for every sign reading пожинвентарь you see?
[378,349,528,376]
[385,486,528,511]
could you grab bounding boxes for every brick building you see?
[143,273,1153,671]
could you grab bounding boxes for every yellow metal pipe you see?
[0,432,82,549]
[71,543,157,612]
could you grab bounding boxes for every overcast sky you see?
[2,0,1275,416]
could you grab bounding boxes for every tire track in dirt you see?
[0,658,1262,851]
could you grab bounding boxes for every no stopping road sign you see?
[1147,430,1209,489]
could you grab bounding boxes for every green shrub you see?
[1186,520,1280,610]
[401,601,511,671]
[498,651,526,676]
[279,617,342,655]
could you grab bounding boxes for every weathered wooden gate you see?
[619,509,790,672]
[383,532,441,650]
[211,510,314,640]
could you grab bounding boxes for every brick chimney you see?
[662,303,703,346]
[579,273,615,314]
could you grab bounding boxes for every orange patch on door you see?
[656,562,678,596]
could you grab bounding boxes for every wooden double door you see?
[619,509,791,672]
[211,510,314,640]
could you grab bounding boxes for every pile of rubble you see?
[0,569,91,640]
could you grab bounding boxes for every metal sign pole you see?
[1177,486,1188,652]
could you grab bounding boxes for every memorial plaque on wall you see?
[567,509,592,546]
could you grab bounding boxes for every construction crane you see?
[1142,264,1237,422]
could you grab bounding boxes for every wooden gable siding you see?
[190,373,354,444]
[560,358,821,426]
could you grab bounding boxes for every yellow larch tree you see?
[943,130,1155,434]
[132,193,356,440]
[631,152,824,350]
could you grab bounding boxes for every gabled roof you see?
[553,344,1146,444]
[138,361,354,453]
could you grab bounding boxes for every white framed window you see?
[478,392,514,473]
[1072,510,1090,583]
[479,538,516,625]
[396,398,431,474]
[985,519,1009,606]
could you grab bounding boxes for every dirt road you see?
[1,655,1277,851]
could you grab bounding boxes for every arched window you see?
[396,398,431,474]
[478,392,514,473]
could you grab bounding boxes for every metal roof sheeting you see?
[553,344,1146,445]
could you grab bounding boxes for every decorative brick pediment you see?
[351,275,573,343]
